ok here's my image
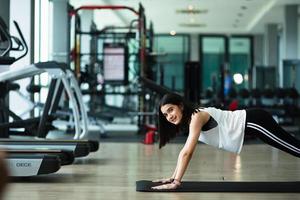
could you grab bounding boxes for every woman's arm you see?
[152,111,210,189]
[171,165,178,179]
[173,111,209,181]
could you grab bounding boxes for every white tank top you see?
[198,107,246,154]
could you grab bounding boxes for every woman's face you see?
[160,103,183,125]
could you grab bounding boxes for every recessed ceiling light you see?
[188,5,194,10]
[179,23,206,27]
[176,8,208,14]
[170,30,176,35]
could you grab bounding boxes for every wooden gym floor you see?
[4,142,300,200]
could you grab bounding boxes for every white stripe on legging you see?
[247,122,300,154]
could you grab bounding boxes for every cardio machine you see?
[0,17,98,177]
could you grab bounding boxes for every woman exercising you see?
[152,93,300,190]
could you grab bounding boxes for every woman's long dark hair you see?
[158,93,197,148]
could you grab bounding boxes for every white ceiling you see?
[69,0,300,34]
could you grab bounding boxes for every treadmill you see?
[0,20,98,177]
[5,153,61,177]
[0,61,89,140]
[6,149,74,165]
[0,19,62,177]
[0,61,99,157]
[0,139,91,157]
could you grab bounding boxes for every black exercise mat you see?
[136,180,300,193]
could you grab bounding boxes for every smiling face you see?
[160,103,183,125]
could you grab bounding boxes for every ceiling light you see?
[179,23,206,27]
[188,5,194,10]
[170,30,176,35]
[233,73,243,84]
[176,9,208,14]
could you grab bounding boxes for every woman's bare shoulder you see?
[191,110,210,126]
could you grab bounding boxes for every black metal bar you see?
[49,80,65,114]
[36,79,57,138]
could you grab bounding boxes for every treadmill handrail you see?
[0,61,66,82]
[0,61,90,140]
[61,76,81,139]
[67,70,89,139]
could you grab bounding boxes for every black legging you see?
[245,108,300,158]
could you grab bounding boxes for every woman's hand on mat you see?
[152,177,174,184]
[152,182,180,190]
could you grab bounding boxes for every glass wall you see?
[229,37,252,90]
[199,36,226,97]
[153,34,190,93]
[199,35,253,105]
